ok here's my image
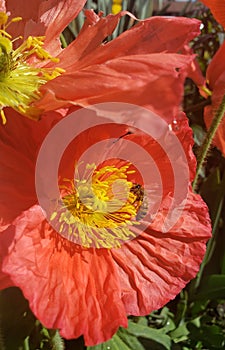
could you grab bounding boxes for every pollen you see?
[51,163,146,249]
[0,12,64,124]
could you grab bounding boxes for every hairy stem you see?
[193,94,225,191]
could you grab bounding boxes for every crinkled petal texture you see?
[4,0,86,54]
[204,41,225,156]
[2,206,128,344]
[201,0,225,28]
[37,14,201,122]
[0,107,65,288]
[0,108,211,345]
[112,189,210,315]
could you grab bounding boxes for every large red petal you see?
[56,14,200,71]
[37,53,192,122]
[207,41,225,89]
[2,205,127,346]
[37,14,200,117]
[0,110,37,224]
[204,42,225,156]
[0,108,64,225]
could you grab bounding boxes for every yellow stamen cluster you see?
[51,163,145,249]
[0,12,64,124]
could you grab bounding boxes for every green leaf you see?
[189,316,201,328]
[169,323,189,343]
[221,251,225,274]
[110,334,135,350]
[88,333,133,350]
[197,274,225,299]
[118,328,145,350]
[88,319,172,350]
[160,317,176,333]
[188,323,225,349]
[87,344,103,350]
[127,321,171,350]
[135,316,148,327]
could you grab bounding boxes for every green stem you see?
[23,337,29,350]
[60,33,68,48]
[192,94,225,191]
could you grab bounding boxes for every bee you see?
[130,184,148,221]
[136,199,148,221]
[130,184,144,205]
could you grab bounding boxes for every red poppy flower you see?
[0,104,211,345]
[201,0,225,28]
[1,0,201,124]
[0,0,86,123]
[203,41,225,156]
[35,11,202,122]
